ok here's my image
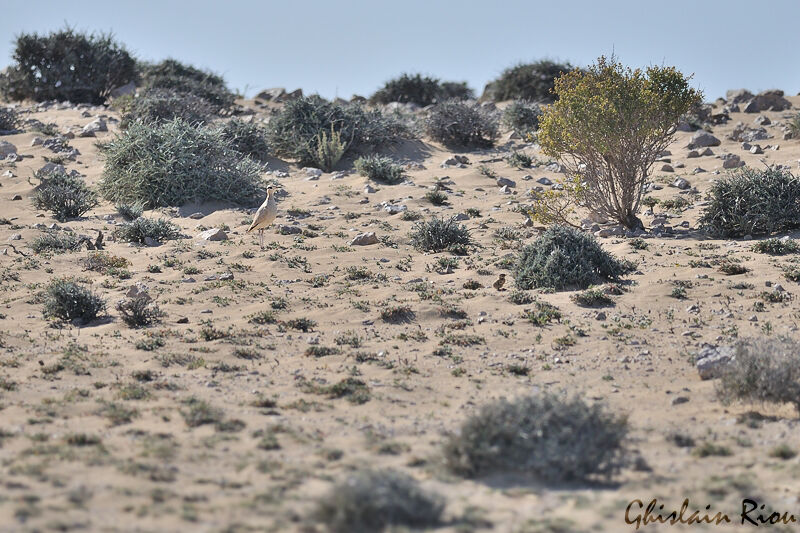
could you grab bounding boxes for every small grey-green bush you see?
[425,100,498,148]
[699,167,800,237]
[120,88,214,128]
[99,119,263,208]
[30,232,82,254]
[114,217,181,244]
[33,169,98,221]
[444,393,627,481]
[268,96,410,168]
[219,118,270,162]
[514,225,631,290]
[354,154,406,184]
[315,469,444,533]
[43,278,106,323]
[502,100,542,136]
[717,337,800,413]
[409,216,472,254]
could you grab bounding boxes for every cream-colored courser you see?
[247,186,277,248]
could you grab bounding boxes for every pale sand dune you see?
[0,96,799,531]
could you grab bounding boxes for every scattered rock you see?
[673,178,691,190]
[721,154,744,169]
[278,225,302,235]
[144,236,161,247]
[350,232,379,246]
[660,164,674,172]
[0,141,17,159]
[303,167,323,179]
[695,344,735,380]
[496,177,516,188]
[197,228,227,241]
[79,118,107,137]
[188,212,204,219]
[754,115,771,126]
[536,177,553,185]
[688,131,720,148]
[744,90,792,113]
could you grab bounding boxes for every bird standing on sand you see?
[247,186,277,248]
[493,273,506,291]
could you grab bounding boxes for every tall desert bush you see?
[537,57,701,229]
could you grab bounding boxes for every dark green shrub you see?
[141,59,234,111]
[32,169,98,221]
[99,119,263,208]
[483,60,573,102]
[114,218,181,244]
[502,100,542,136]
[409,216,472,253]
[30,232,83,254]
[2,27,136,104]
[43,278,106,323]
[0,107,20,132]
[514,225,631,290]
[219,119,270,161]
[506,151,533,169]
[751,238,800,255]
[700,167,800,237]
[354,155,406,184]
[268,96,410,167]
[425,100,498,148]
[717,337,800,413]
[370,73,473,106]
[120,88,214,128]
[444,393,627,481]
[315,469,444,533]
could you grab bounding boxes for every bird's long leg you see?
[260,229,264,249]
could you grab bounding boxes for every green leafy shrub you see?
[114,218,181,244]
[717,337,800,413]
[409,216,472,253]
[268,96,410,168]
[425,190,448,206]
[315,469,444,533]
[140,58,234,111]
[32,169,98,221]
[219,119,270,162]
[483,60,573,102]
[699,167,800,238]
[43,278,106,323]
[425,100,498,148]
[514,225,631,290]
[538,57,701,229]
[443,393,627,481]
[370,73,473,106]
[751,238,800,255]
[99,119,263,208]
[0,107,21,132]
[506,151,533,169]
[30,232,82,254]
[354,154,406,184]
[2,28,136,104]
[502,100,542,136]
[120,88,214,128]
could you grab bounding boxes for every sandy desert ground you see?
[1,93,800,533]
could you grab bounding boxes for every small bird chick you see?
[493,273,506,291]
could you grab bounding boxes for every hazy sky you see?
[3,0,799,101]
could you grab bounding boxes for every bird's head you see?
[499,273,505,279]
